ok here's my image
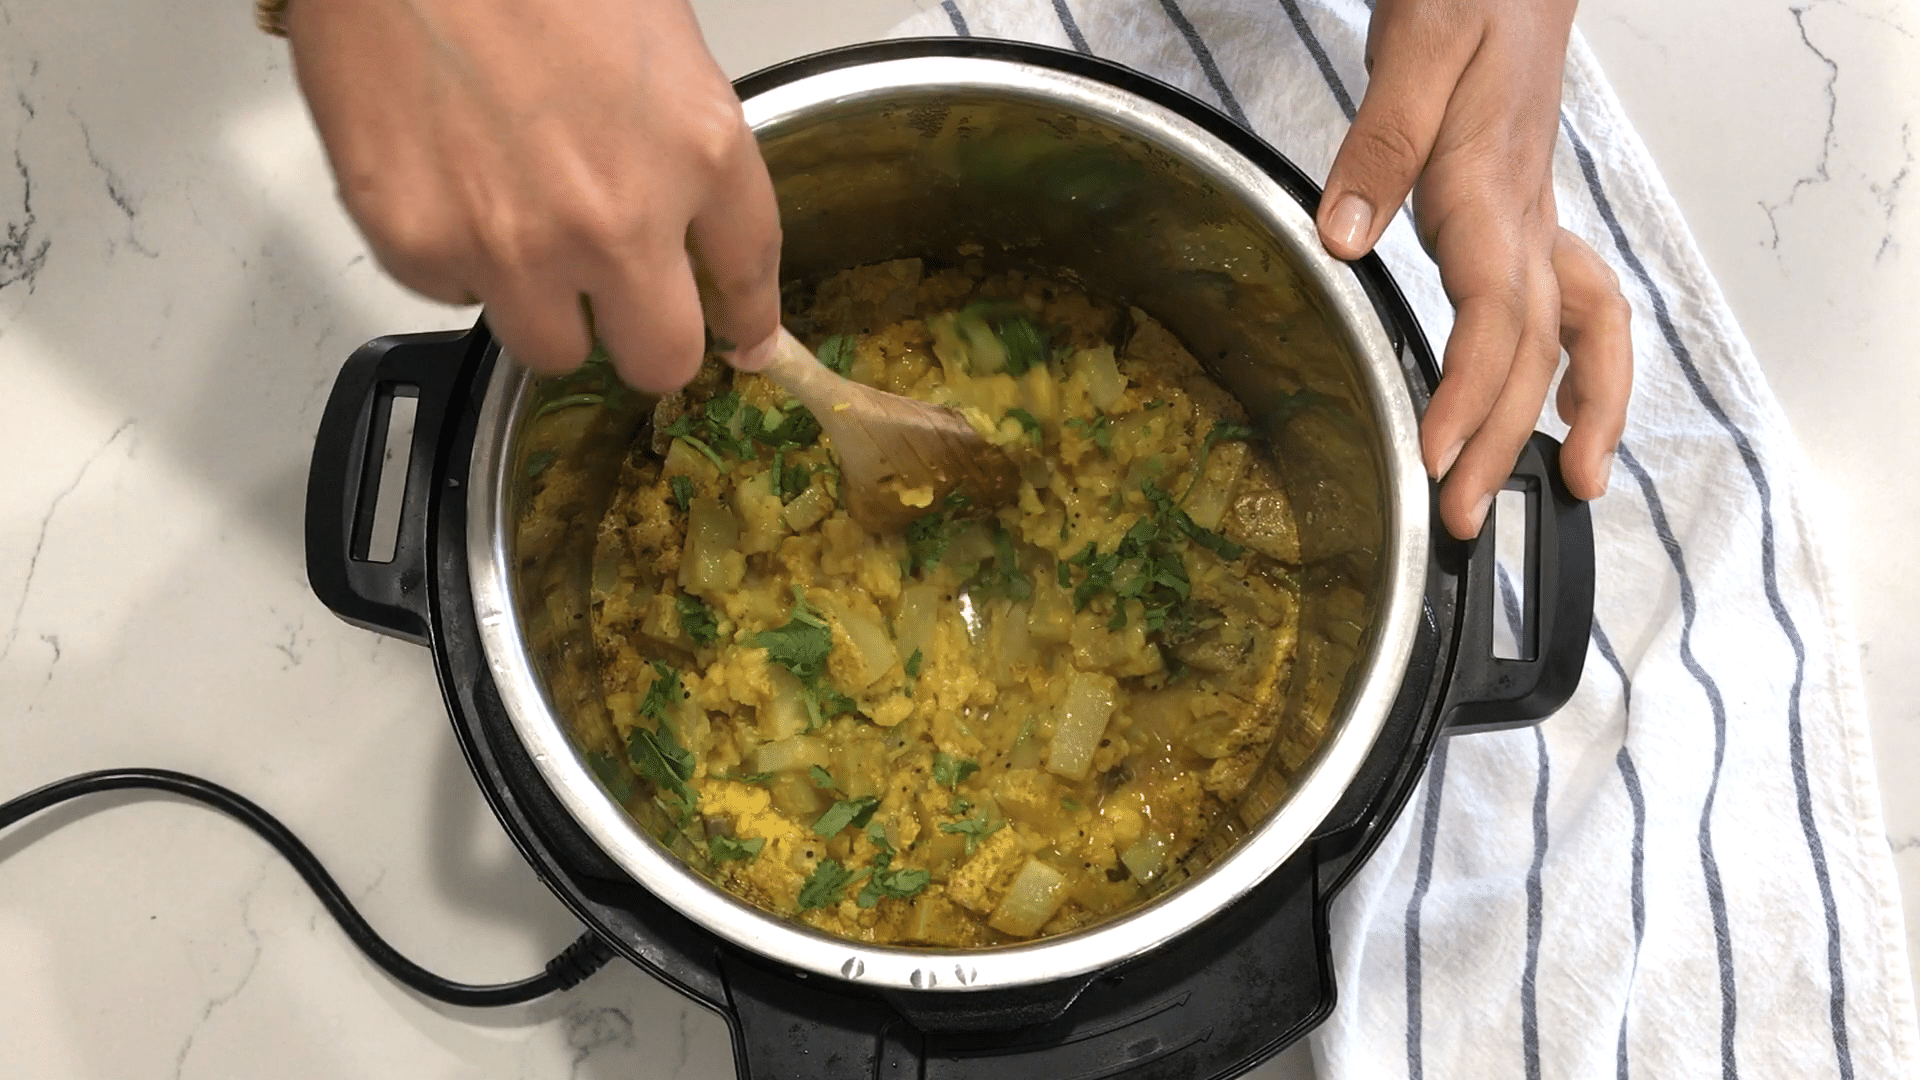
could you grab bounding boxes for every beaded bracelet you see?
[256,0,290,36]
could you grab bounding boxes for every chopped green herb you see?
[948,796,974,817]
[780,461,814,503]
[671,432,728,472]
[817,334,857,376]
[524,450,557,479]
[752,405,821,451]
[857,866,931,908]
[1053,484,1236,646]
[1065,413,1115,454]
[627,723,696,823]
[904,493,972,575]
[535,392,606,418]
[753,593,834,684]
[972,522,1033,601]
[626,663,698,820]
[797,858,862,910]
[586,751,633,802]
[1005,407,1043,442]
[1144,398,1169,410]
[721,770,774,785]
[676,594,720,646]
[1061,797,1084,812]
[957,300,1052,376]
[932,752,980,788]
[804,686,862,732]
[938,815,1004,854]
[709,835,766,862]
[664,391,759,463]
[1184,421,1256,501]
[809,765,838,790]
[637,661,683,724]
[669,474,694,513]
[812,795,882,838]
[904,649,924,679]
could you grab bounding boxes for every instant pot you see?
[304,39,1592,1079]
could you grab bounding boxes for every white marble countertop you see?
[0,1,1911,1078]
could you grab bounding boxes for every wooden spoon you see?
[751,326,1019,533]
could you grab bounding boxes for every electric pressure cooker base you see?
[303,40,1593,1080]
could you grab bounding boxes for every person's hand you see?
[1315,0,1632,540]
[285,0,782,393]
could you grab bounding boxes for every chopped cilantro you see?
[676,594,719,646]
[904,649,924,679]
[812,795,882,838]
[664,391,758,463]
[957,300,1052,376]
[753,592,834,684]
[1061,797,1084,812]
[671,432,728,472]
[817,334,856,376]
[805,687,862,731]
[628,663,697,821]
[1065,413,1114,454]
[939,815,1004,854]
[755,404,823,450]
[809,765,838,790]
[797,858,862,910]
[628,725,696,823]
[709,835,766,862]
[1144,480,1247,561]
[948,795,973,817]
[857,866,931,908]
[972,522,1033,601]
[721,770,773,785]
[779,460,814,503]
[904,493,972,575]
[1005,408,1042,442]
[637,661,683,723]
[1184,421,1256,500]
[1054,484,1237,646]
[932,752,979,788]
[669,474,694,512]
[535,392,607,418]
[524,450,556,479]
[586,750,633,802]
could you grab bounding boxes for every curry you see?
[575,260,1303,946]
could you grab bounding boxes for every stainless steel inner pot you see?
[463,52,1428,992]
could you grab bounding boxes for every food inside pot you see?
[551,259,1315,946]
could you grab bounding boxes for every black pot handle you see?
[1444,432,1595,733]
[305,331,475,646]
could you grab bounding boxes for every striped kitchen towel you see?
[891,2,1920,1077]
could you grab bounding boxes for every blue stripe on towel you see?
[1404,736,1451,1080]
[1591,618,1647,1080]
[1616,441,1741,1080]
[1050,0,1090,53]
[1155,0,1250,127]
[1565,116,1852,1080]
[1274,0,1356,119]
[942,0,970,36]
[1498,565,1552,1080]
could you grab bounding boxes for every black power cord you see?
[0,768,616,1007]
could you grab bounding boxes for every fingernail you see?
[1434,439,1466,480]
[1597,451,1615,495]
[1467,492,1494,536]
[1326,193,1374,255]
